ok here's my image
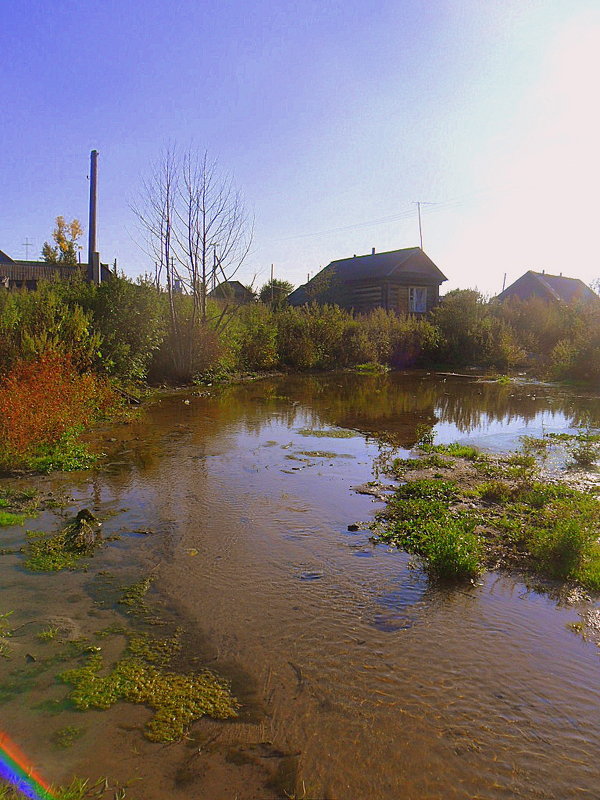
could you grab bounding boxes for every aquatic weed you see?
[60,631,237,742]
[52,725,84,749]
[297,428,359,439]
[117,576,154,614]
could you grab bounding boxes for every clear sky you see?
[1,0,599,295]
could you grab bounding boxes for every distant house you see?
[497,271,598,305]
[208,280,255,304]
[287,247,447,314]
[0,249,111,290]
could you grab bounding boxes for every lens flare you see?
[0,733,55,799]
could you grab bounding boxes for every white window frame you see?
[409,286,428,313]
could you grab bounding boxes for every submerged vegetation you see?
[377,433,600,589]
[60,630,237,742]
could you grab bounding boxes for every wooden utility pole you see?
[416,202,423,249]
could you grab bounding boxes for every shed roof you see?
[497,271,597,304]
[324,247,447,282]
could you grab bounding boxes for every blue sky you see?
[1,0,599,294]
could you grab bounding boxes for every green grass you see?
[351,362,390,373]
[392,453,452,473]
[378,446,600,590]
[37,626,60,642]
[420,441,482,461]
[24,432,98,473]
[0,511,25,527]
[0,777,130,799]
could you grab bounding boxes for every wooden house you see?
[497,271,598,305]
[287,247,447,314]
[0,249,111,290]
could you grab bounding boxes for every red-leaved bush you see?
[0,351,118,461]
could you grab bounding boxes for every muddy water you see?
[1,372,599,800]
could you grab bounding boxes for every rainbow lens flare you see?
[0,733,55,799]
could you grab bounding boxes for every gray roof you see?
[209,280,254,299]
[323,247,447,282]
[497,271,597,304]
[0,250,15,263]
[287,247,447,305]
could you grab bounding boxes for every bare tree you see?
[133,146,253,378]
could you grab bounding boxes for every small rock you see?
[347,523,360,531]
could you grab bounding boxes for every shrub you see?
[235,305,278,370]
[0,352,118,469]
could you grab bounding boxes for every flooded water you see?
[1,372,599,800]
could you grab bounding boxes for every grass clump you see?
[0,512,25,527]
[394,478,458,503]
[379,479,481,581]
[37,626,61,642]
[60,631,238,742]
[414,427,481,461]
[24,511,102,572]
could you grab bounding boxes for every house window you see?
[409,286,427,313]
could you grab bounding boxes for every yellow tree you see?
[42,216,83,265]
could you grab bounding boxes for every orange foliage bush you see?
[0,351,117,459]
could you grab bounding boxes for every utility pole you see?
[22,237,32,259]
[88,150,98,267]
[413,201,436,250]
[270,263,274,303]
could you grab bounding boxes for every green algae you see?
[60,631,238,742]
[117,576,154,614]
[297,428,359,439]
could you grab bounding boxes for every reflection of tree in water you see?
[215,373,599,444]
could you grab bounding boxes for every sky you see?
[1,0,599,295]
